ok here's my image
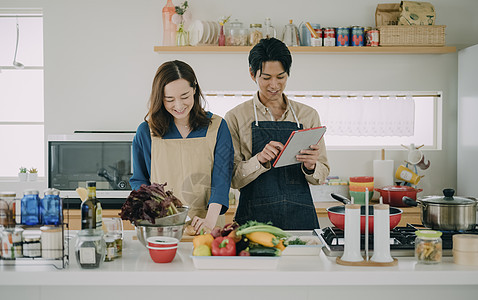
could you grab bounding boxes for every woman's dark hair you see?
[145,60,210,137]
[248,37,292,77]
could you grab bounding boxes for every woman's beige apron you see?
[150,114,225,228]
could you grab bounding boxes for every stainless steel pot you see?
[403,189,478,231]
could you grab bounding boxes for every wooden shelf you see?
[154,45,456,54]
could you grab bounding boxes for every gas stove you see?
[315,224,478,257]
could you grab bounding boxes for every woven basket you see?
[378,25,446,46]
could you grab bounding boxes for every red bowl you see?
[147,245,178,263]
[349,176,374,183]
[147,236,179,248]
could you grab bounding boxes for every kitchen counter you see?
[1,231,478,300]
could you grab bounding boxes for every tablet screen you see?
[272,126,326,168]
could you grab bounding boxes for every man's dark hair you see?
[248,37,292,77]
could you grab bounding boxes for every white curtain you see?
[204,91,416,137]
[289,93,415,137]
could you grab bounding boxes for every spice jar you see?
[225,19,248,46]
[415,230,442,264]
[249,23,263,46]
[104,234,116,262]
[75,229,105,269]
[1,227,23,259]
[23,231,42,258]
[0,192,15,226]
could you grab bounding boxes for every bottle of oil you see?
[81,181,97,229]
[95,200,102,229]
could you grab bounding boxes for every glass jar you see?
[0,227,23,259]
[0,192,15,226]
[75,229,105,269]
[225,19,248,46]
[21,189,41,226]
[263,18,277,39]
[415,230,442,264]
[41,225,63,259]
[249,24,263,46]
[42,188,62,225]
[23,231,41,258]
[104,234,116,262]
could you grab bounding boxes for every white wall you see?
[2,0,478,197]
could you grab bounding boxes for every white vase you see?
[28,173,38,181]
[18,173,27,181]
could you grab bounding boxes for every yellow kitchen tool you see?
[76,187,88,202]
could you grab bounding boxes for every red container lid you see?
[379,185,419,192]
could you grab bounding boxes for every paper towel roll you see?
[373,160,394,188]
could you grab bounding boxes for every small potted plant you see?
[18,167,28,181]
[28,167,38,181]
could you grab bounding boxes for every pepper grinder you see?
[341,198,364,262]
[371,197,394,263]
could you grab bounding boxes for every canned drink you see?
[323,27,335,47]
[311,28,323,47]
[1,227,24,259]
[336,27,350,46]
[366,29,380,47]
[351,26,364,46]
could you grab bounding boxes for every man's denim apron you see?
[235,103,319,230]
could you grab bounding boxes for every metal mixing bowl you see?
[135,223,185,247]
[135,207,189,226]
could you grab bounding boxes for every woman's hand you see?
[296,144,320,171]
[191,216,213,234]
[257,141,284,164]
[191,203,221,234]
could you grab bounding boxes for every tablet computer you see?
[272,126,326,168]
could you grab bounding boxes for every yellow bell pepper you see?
[192,233,214,249]
[193,244,212,256]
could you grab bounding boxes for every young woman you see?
[130,60,234,233]
[224,38,330,230]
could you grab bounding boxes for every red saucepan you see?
[375,185,423,207]
[327,193,403,234]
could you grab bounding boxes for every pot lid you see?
[380,185,419,192]
[419,189,477,205]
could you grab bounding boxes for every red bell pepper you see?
[211,236,236,256]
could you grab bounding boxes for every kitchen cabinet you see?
[154,45,456,54]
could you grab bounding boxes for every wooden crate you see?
[378,25,446,46]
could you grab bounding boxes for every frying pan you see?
[327,193,403,234]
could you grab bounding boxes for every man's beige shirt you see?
[224,93,330,189]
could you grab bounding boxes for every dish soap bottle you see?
[162,0,177,46]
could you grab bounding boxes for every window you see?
[0,10,44,177]
[204,91,441,150]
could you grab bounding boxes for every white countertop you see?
[2,231,478,300]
